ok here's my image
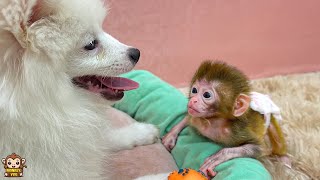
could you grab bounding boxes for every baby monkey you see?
[162,60,290,177]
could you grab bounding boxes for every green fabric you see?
[113,70,271,180]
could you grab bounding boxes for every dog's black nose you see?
[127,48,140,64]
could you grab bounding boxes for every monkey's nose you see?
[127,48,140,64]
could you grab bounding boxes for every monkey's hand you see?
[199,149,226,178]
[200,144,260,178]
[162,116,189,152]
[161,129,179,152]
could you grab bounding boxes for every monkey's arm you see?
[199,144,261,177]
[161,116,189,151]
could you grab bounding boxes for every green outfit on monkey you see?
[113,70,271,180]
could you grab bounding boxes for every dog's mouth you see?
[72,76,139,101]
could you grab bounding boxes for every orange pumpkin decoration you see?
[168,168,208,180]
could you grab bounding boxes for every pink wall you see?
[104,0,320,87]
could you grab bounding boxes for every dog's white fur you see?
[134,173,168,180]
[0,0,158,179]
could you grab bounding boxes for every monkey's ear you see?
[1,158,5,165]
[22,158,26,164]
[233,94,251,117]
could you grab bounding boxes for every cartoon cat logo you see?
[2,153,27,177]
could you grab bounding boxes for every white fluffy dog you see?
[0,0,159,179]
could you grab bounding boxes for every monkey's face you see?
[188,80,219,118]
[5,158,22,168]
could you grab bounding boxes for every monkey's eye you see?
[84,40,98,50]
[16,162,19,165]
[8,162,11,165]
[191,87,198,94]
[203,92,212,99]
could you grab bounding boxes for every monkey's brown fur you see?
[191,61,250,119]
[190,60,287,157]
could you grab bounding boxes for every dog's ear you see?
[29,0,57,24]
[0,0,47,49]
[29,0,43,24]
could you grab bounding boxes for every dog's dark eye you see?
[84,40,98,50]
